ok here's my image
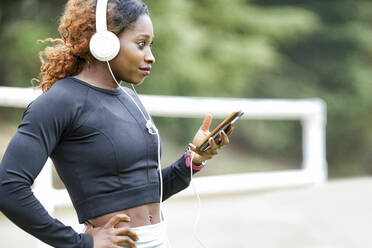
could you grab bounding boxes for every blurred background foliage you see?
[0,0,371,177]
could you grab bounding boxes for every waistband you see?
[83,221,167,247]
[130,221,166,244]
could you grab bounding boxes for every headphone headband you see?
[96,0,108,33]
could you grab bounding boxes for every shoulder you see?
[30,77,89,110]
[42,77,88,104]
[23,77,89,122]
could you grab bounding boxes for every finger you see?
[112,245,132,248]
[189,143,206,155]
[226,124,234,136]
[188,143,197,150]
[86,223,93,230]
[203,139,218,156]
[84,223,93,234]
[208,137,219,150]
[212,137,223,152]
[189,143,212,160]
[220,131,230,146]
[214,134,222,144]
[189,143,200,153]
[114,236,137,248]
[200,113,213,132]
[113,243,136,248]
[114,227,139,241]
[104,214,131,229]
[112,245,135,248]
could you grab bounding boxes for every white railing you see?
[0,86,327,247]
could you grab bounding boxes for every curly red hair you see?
[34,0,149,92]
[33,0,96,92]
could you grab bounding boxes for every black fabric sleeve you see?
[161,153,200,201]
[0,92,93,247]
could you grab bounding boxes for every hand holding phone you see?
[196,110,244,152]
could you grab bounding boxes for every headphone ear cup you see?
[89,30,120,62]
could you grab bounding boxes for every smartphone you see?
[197,110,244,152]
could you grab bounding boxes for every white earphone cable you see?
[189,151,208,248]
[106,62,151,123]
[106,62,171,247]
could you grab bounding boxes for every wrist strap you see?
[185,149,207,171]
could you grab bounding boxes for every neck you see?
[76,61,119,90]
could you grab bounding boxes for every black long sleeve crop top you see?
[0,77,195,247]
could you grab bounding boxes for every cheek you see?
[121,43,142,61]
[111,44,145,80]
[113,52,132,71]
[120,53,142,74]
[128,50,144,66]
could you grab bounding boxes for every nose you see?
[145,48,155,64]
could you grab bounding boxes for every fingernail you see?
[188,143,196,148]
[120,214,130,221]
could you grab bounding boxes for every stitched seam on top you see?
[115,93,150,182]
[71,84,90,131]
[77,124,121,199]
[72,87,93,131]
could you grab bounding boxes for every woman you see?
[0,0,232,247]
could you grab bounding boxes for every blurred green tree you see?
[0,0,62,87]
[250,0,372,176]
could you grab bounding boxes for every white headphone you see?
[90,0,120,61]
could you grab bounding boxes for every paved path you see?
[1,177,371,248]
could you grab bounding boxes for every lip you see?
[139,66,151,76]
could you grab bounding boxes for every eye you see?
[137,40,146,49]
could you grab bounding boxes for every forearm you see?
[0,175,93,247]
[161,152,203,201]
[0,133,93,248]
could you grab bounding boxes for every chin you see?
[121,76,145,85]
[132,77,147,85]
[130,80,144,86]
